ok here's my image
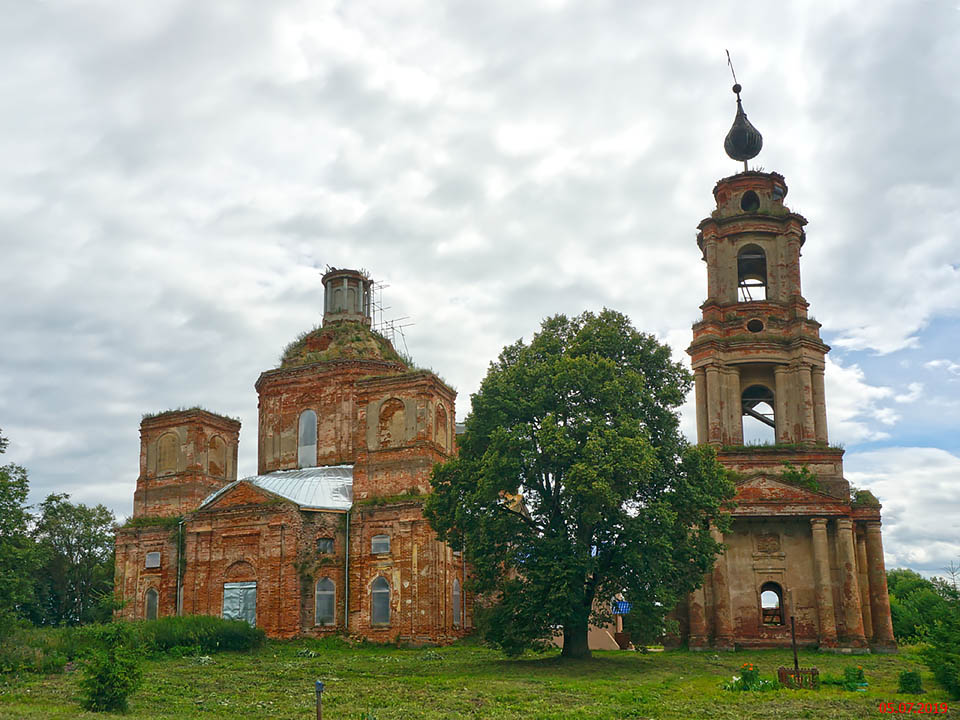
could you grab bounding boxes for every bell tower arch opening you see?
[741,384,775,445]
[737,244,767,302]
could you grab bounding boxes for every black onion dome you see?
[724,84,763,162]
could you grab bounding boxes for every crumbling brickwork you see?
[115,269,470,644]
[673,171,895,653]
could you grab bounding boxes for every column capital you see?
[835,517,854,531]
[810,517,829,528]
[865,521,883,532]
[811,365,826,376]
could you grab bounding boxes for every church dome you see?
[278,321,407,369]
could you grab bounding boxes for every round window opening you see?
[740,190,760,212]
[747,319,764,333]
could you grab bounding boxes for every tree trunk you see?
[561,621,592,659]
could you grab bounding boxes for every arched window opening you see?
[157,433,178,475]
[760,582,785,626]
[742,385,775,445]
[452,579,462,627]
[145,587,159,621]
[371,577,390,625]
[371,534,390,554]
[208,435,226,478]
[315,578,335,626]
[737,244,767,302]
[298,409,318,468]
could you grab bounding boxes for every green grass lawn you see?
[0,638,954,719]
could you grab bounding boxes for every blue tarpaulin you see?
[612,600,632,615]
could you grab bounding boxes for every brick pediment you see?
[201,481,288,511]
[733,475,848,516]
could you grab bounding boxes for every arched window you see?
[760,582,784,626]
[742,385,775,444]
[208,435,226,478]
[315,578,335,626]
[371,577,390,625]
[298,409,318,468]
[435,404,449,452]
[371,534,390,554]
[145,587,159,621]
[452,579,461,627]
[378,399,405,449]
[737,244,767,302]
[157,433,178,475]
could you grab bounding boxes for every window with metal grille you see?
[298,409,318,469]
[371,577,390,624]
[316,537,334,554]
[371,534,390,554]
[145,588,158,621]
[315,578,335,626]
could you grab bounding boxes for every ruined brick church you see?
[115,87,896,652]
[115,268,469,641]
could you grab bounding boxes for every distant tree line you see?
[0,428,116,633]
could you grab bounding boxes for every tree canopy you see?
[424,310,735,658]
[0,428,116,631]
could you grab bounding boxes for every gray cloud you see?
[0,0,958,578]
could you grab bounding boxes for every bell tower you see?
[689,170,831,450]
[674,77,896,654]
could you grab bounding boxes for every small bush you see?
[722,662,778,692]
[899,670,923,694]
[76,625,143,712]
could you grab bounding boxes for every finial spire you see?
[723,51,763,171]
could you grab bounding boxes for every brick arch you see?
[377,398,405,449]
[224,560,257,582]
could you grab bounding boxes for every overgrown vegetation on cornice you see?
[353,487,425,509]
[141,407,240,423]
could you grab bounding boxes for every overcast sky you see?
[1,0,958,578]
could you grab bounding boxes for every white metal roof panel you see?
[199,465,353,511]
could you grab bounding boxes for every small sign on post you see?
[315,680,324,720]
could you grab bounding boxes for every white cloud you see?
[926,359,960,376]
[894,382,923,404]
[845,447,960,576]
[0,0,957,531]
[824,357,897,443]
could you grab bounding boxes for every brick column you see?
[710,526,734,650]
[688,584,708,650]
[865,521,896,649]
[835,518,867,647]
[694,368,708,444]
[810,518,838,647]
[774,365,790,443]
[706,365,723,446]
[856,528,873,639]
[798,365,817,444]
[724,366,742,445]
[704,238,720,300]
[812,367,828,444]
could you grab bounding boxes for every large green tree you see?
[0,429,38,632]
[30,493,116,625]
[424,310,735,658]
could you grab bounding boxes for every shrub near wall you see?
[137,616,266,654]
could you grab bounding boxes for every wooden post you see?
[315,680,324,720]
